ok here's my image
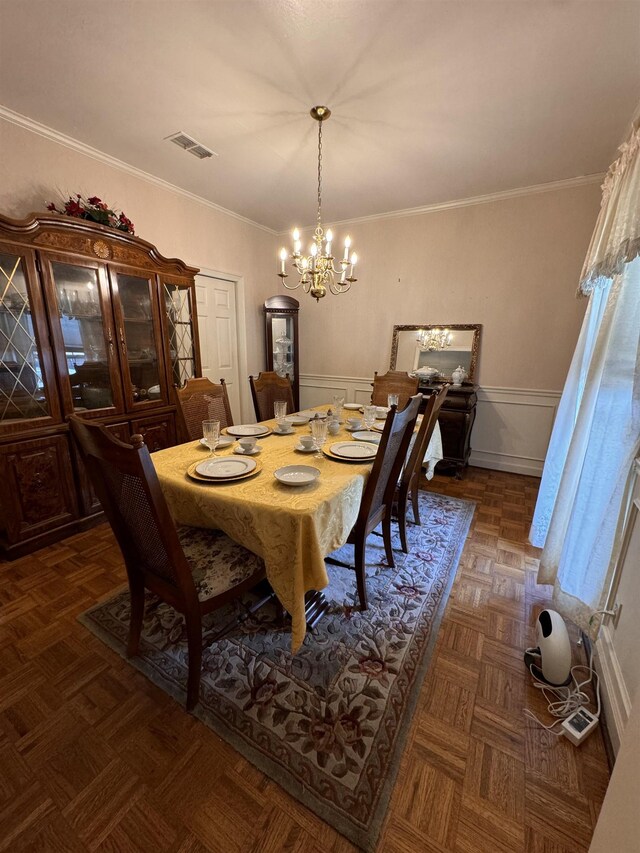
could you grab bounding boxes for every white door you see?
[195,274,241,421]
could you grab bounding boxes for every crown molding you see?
[0,105,603,238]
[278,173,604,235]
[0,105,277,235]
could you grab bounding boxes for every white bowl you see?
[274,465,320,486]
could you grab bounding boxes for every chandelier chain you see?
[317,120,323,230]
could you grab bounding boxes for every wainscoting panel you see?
[300,374,561,477]
[470,387,561,477]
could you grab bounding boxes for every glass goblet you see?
[387,393,399,409]
[274,400,288,421]
[363,405,377,431]
[202,419,220,457]
[310,417,328,458]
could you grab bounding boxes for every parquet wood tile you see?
[0,467,610,852]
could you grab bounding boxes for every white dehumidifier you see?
[524,609,572,686]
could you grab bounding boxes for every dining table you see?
[151,405,442,653]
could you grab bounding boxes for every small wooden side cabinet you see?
[420,382,478,477]
[0,212,199,557]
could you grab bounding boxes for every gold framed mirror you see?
[390,324,482,383]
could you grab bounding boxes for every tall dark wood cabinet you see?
[263,295,300,410]
[0,212,200,557]
[420,382,478,477]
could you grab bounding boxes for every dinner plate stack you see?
[323,441,378,462]
[225,424,272,438]
[187,456,261,483]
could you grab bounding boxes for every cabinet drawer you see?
[131,414,176,453]
[0,435,79,545]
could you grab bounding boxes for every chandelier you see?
[278,106,357,301]
[416,327,452,351]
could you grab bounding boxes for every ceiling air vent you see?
[165,131,217,160]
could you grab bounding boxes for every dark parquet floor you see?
[0,467,610,851]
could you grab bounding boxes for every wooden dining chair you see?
[174,377,234,442]
[371,370,419,409]
[326,394,422,611]
[69,415,268,711]
[395,383,450,553]
[249,371,295,422]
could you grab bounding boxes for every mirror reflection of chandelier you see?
[416,327,452,351]
[278,106,358,302]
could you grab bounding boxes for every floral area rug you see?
[79,491,474,851]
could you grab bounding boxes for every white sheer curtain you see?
[530,113,640,637]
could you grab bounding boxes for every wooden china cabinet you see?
[0,212,200,558]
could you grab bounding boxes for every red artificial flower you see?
[87,196,101,205]
[46,202,57,212]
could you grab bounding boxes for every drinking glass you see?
[363,405,377,430]
[274,400,288,425]
[310,417,328,458]
[387,393,399,409]
[332,395,345,422]
[202,419,220,457]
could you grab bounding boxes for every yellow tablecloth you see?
[152,415,373,652]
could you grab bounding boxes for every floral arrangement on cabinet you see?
[46,194,135,234]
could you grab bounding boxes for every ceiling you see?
[1,1,638,232]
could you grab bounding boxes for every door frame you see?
[194,267,251,423]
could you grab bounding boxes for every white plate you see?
[328,441,378,460]
[195,456,257,479]
[285,414,310,425]
[351,430,381,443]
[274,465,320,486]
[200,436,233,448]
[344,423,364,432]
[294,443,317,453]
[299,410,327,419]
[225,424,271,438]
[343,403,361,411]
[273,426,295,435]
[233,444,262,455]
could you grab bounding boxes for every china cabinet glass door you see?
[163,282,198,387]
[111,270,167,409]
[263,295,299,410]
[42,256,124,417]
[0,247,61,430]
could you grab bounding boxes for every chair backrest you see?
[174,377,234,442]
[371,370,420,408]
[68,416,198,607]
[357,393,422,528]
[249,371,295,422]
[400,384,450,492]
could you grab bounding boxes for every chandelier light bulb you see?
[278,106,359,301]
[351,252,358,266]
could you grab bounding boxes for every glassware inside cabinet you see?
[0,251,49,421]
[272,316,294,380]
[116,274,162,401]
[50,262,114,410]
[164,283,196,387]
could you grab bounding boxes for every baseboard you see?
[595,624,632,755]
[299,373,560,477]
[469,449,546,477]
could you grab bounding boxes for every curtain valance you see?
[579,115,640,295]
